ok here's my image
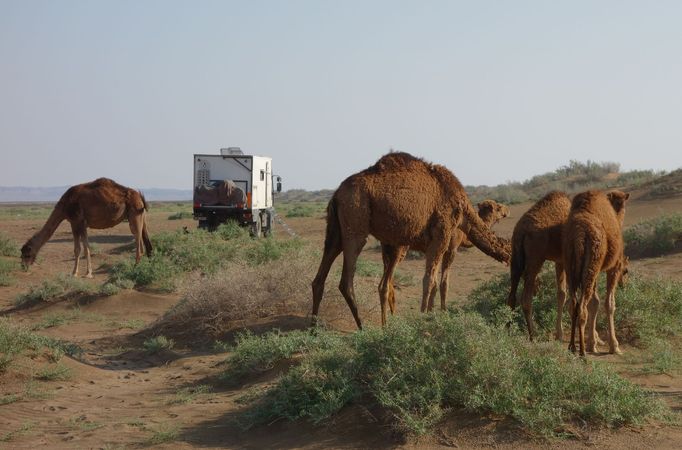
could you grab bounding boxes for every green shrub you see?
[243,237,304,266]
[232,313,664,437]
[355,258,383,278]
[0,232,18,257]
[143,335,175,354]
[216,220,248,240]
[285,204,315,218]
[0,318,81,373]
[467,265,682,349]
[624,213,682,258]
[15,274,97,307]
[108,255,179,291]
[0,258,18,287]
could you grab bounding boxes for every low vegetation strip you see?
[467,266,682,346]
[624,213,682,259]
[0,317,80,373]
[226,313,664,437]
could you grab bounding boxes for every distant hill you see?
[633,168,682,200]
[0,185,192,202]
[465,160,668,204]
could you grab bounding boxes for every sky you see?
[1,0,682,191]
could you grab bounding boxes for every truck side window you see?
[260,170,265,181]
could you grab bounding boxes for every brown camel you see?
[378,200,510,325]
[21,178,153,278]
[311,152,510,329]
[564,190,629,356]
[506,191,572,341]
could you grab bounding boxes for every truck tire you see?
[250,219,262,238]
[263,211,273,237]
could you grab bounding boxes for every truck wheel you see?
[263,212,273,237]
[250,219,262,238]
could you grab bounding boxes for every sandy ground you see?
[1,194,682,449]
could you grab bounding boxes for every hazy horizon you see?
[2,1,682,191]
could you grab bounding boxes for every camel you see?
[311,152,510,329]
[21,178,152,278]
[564,190,629,356]
[378,200,510,325]
[506,191,572,341]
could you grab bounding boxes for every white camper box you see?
[193,148,281,236]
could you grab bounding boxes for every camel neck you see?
[29,205,66,249]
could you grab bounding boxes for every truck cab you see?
[193,147,281,236]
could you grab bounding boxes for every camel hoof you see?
[85,274,94,279]
[554,332,564,342]
[611,347,623,355]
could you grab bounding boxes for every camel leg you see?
[379,244,403,326]
[311,237,343,325]
[128,214,144,263]
[604,270,622,355]
[81,227,93,279]
[339,236,367,329]
[520,259,543,341]
[585,293,600,353]
[437,246,457,311]
[70,224,82,277]
[555,263,567,341]
[421,238,447,313]
[386,247,407,315]
[588,291,607,347]
[577,281,597,357]
[568,291,579,354]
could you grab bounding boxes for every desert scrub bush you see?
[0,317,80,373]
[143,335,174,354]
[167,211,193,220]
[467,266,682,348]
[149,250,314,343]
[354,258,383,278]
[285,204,315,218]
[624,213,682,258]
[0,232,18,257]
[15,274,98,307]
[222,329,344,382]
[0,258,18,287]
[234,313,664,437]
[243,237,304,266]
[107,255,179,291]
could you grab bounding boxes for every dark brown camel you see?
[311,152,510,329]
[507,191,572,340]
[378,200,510,325]
[21,178,152,278]
[564,190,629,356]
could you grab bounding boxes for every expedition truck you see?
[193,147,282,236]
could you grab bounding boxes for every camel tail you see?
[464,201,511,264]
[139,191,149,211]
[323,196,342,255]
[506,232,525,308]
[142,218,153,257]
[567,228,589,304]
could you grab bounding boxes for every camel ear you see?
[478,201,492,213]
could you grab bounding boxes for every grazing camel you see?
[506,191,572,341]
[378,200,510,326]
[21,178,152,278]
[564,190,629,356]
[311,152,510,329]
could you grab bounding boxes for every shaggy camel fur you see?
[564,190,629,356]
[379,200,510,325]
[311,152,510,329]
[507,191,572,341]
[21,178,152,278]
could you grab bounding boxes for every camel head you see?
[606,190,630,215]
[20,239,38,270]
[477,200,510,226]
